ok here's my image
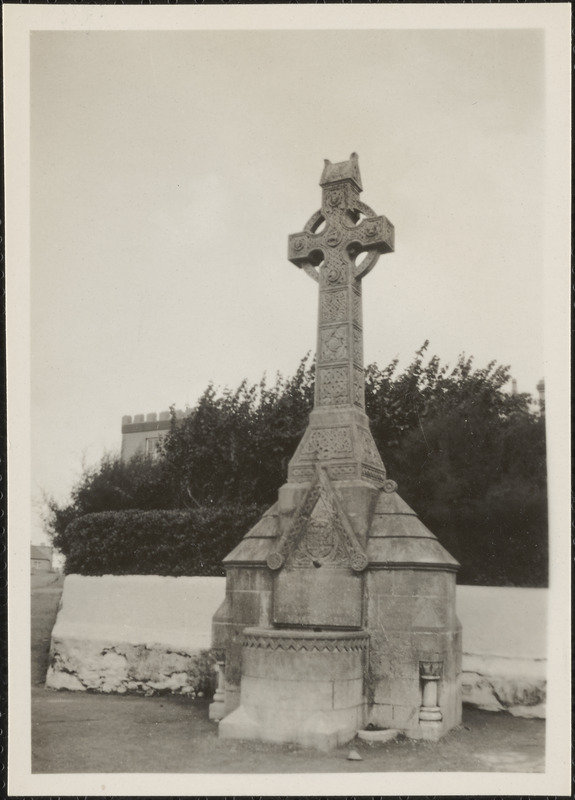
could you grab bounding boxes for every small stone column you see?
[419,660,443,722]
[208,651,226,721]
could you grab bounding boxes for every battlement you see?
[120,409,188,462]
[121,409,188,434]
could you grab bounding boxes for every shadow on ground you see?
[31,572,545,774]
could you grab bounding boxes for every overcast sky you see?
[29,27,547,543]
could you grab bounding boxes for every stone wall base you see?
[46,637,215,697]
[461,654,546,717]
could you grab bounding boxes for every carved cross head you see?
[288,153,394,282]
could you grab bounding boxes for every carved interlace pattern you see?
[328,464,356,479]
[301,428,353,459]
[318,367,348,406]
[353,366,365,408]
[322,255,347,286]
[267,479,322,569]
[269,465,369,572]
[291,491,349,568]
[289,466,316,483]
[352,292,362,324]
[292,513,349,567]
[361,464,386,484]
[353,327,363,365]
[325,228,342,248]
[320,326,348,362]
[243,632,369,653]
[359,428,382,465]
[321,291,348,323]
[362,464,386,484]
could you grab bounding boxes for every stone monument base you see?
[218,627,369,751]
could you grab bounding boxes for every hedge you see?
[63,504,266,576]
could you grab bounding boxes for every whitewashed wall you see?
[46,576,547,717]
[457,585,546,717]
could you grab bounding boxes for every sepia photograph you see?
[5,4,571,796]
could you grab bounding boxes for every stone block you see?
[366,570,395,598]
[258,590,273,626]
[374,595,416,630]
[230,590,263,623]
[369,513,435,540]
[224,639,243,688]
[334,483,380,542]
[241,675,334,712]
[367,703,394,729]
[211,619,234,653]
[273,567,363,628]
[410,719,444,741]
[299,708,360,751]
[277,483,309,515]
[242,647,363,682]
[223,537,275,565]
[333,677,363,709]
[220,703,360,751]
[367,538,459,568]
[219,704,261,741]
[252,569,274,592]
[374,677,420,707]
[370,630,415,668]
[225,568,249,592]
[243,513,279,540]
[411,630,447,654]
[224,686,240,716]
[393,569,455,598]
[391,704,419,728]
[373,489,417,516]
[412,598,452,631]
[437,677,462,729]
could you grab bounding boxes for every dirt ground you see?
[31,572,545,774]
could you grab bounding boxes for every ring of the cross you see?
[302,204,382,281]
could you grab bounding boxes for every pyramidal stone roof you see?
[224,488,459,571]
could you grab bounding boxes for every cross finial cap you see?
[319,152,363,192]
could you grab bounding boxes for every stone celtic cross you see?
[286,153,395,488]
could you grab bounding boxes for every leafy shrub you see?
[63,504,265,576]
[46,347,548,586]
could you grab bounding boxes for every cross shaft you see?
[288,153,394,412]
[285,154,394,488]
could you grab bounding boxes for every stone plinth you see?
[218,628,369,751]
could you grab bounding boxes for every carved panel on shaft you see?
[353,366,365,408]
[320,326,348,362]
[353,327,363,365]
[301,428,353,460]
[359,427,382,466]
[318,366,349,406]
[321,291,348,323]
